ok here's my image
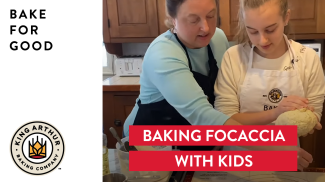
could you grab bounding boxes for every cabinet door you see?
[158,0,169,34]
[103,92,138,148]
[219,0,238,38]
[288,0,325,34]
[109,95,137,147]
[107,0,159,38]
[219,0,325,38]
[114,95,137,129]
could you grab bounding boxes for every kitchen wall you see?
[103,41,236,79]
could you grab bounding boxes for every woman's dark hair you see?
[164,0,220,30]
[234,0,292,44]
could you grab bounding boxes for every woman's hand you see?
[273,95,309,118]
[272,146,312,171]
[245,145,312,171]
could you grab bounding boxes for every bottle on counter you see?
[103,133,110,176]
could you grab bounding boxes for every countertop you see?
[103,76,140,92]
[103,76,140,85]
[106,148,172,182]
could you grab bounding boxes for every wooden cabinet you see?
[103,0,325,49]
[103,0,168,55]
[218,0,237,40]
[288,0,325,34]
[107,0,159,38]
[113,95,137,127]
[103,90,139,148]
[104,0,168,43]
[219,0,325,40]
[158,0,169,34]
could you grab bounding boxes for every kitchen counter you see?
[105,148,172,182]
[103,76,140,92]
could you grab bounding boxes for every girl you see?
[214,0,324,170]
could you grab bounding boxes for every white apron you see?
[223,35,304,151]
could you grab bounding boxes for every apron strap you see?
[248,45,255,70]
[136,99,142,106]
[207,44,218,72]
[174,33,193,71]
[283,34,300,73]
[207,44,214,58]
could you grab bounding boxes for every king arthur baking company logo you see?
[10,121,64,175]
[268,88,283,103]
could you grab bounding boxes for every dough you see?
[274,108,318,137]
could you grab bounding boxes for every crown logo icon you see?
[29,136,46,159]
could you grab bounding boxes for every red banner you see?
[129,151,297,171]
[129,125,297,146]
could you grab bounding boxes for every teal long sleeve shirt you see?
[123,28,231,136]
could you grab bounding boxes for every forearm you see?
[223,118,243,125]
[230,109,277,125]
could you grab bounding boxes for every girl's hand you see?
[273,95,308,118]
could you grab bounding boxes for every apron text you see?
[264,105,278,111]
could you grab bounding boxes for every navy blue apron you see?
[133,33,220,151]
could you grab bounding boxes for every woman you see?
[123,0,234,151]
[214,0,324,156]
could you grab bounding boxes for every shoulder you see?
[142,30,189,72]
[225,43,251,55]
[209,28,231,67]
[209,28,229,52]
[146,30,186,57]
[223,43,251,63]
[144,30,187,64]
[211,28,228,45]
[291,40,318,57]
[147,30,183,54]
[290,40,320,65]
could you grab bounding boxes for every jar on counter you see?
[103,133,110,176]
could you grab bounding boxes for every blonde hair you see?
[235,0,292,44]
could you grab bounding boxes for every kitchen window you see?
[102,43,116,75]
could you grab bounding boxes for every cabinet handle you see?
[114,120,122,126]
